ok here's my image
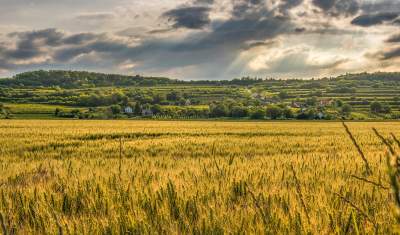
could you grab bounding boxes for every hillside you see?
[0,70,399,120]
[1,70,400,88]
[0,70,180,88]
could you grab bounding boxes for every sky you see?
[0,0,399,80]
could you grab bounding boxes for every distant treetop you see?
[0,70,399,88]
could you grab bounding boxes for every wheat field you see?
[0,120,399,234]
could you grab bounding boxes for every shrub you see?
[341,104,352,115]
[250,108,265,119]
[278,91,289,99]
[282,107,294,119]
[370,101,383,113]
[305,97,318,106]
[266,105,283,119]
[210,103,229,117]
[231,106,249,118]
[110,105,122,115]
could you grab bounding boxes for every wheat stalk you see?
[290,164,311,226]
[391,133,400,148]
[373,128,395,155]
[330,190,375,226]
[349,174,389,190]
[373,128,400,223]
[0,212,7,235]
[247,186,269,228]
[211,141,222,173]
[342,122,372,175]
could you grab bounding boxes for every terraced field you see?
[0,120,399,234]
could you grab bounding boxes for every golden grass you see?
[0,120,399,234]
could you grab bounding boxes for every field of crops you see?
[0,120,399,234]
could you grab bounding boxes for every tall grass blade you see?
[342,122,372,175]
[290,164,311,226]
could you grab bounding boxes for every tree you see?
[167,91,181,101]
[178,98,187,106]
[141,95,154,104]
[0,103,8,118]
[55,108,61,116]
[110,105,122,115]
[296,108,317,120]
[382,105,392,114]
[86,94,102,106]
[231,106,249,118]
[250,108,265,119]
[370,101,383,113]
[266,105,282,119]
[134,102,142,115]
[278,91,289,100]
[111,92,125,104]
[305,97,318,106]
[341,104,352,115]
[151,104,162,115]
[310,90,323,97]
[282,107,294,119]
[394,96,400,103]
[210,103,229,117]
[331,86,356,93]
[335,99,343,107]
[152,93,166,104]
[121,96,129,106]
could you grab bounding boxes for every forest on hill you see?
[0,70,399,120]
[1,70,400,88]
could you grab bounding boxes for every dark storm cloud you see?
[62,33,98,45]
[386,34,400,43]
[9,28,64,47]
[381,47,400,60]
[75,12,115,21]
[312,0,335,11]
[53,46,91,62]
[312,0,359,17]
[351,12,399,27]
[54,37,131,62]
[148,28,174,34]
[4,42,42,60]
[360,0,400,14]
[0,29,105,64]
[242,40,277,50]
[294,27,306,33]
[193,0,214,5]
[162,6,211,29]
[5,28,64,59]
[278,0,303,15]
[231,0,265,18]
[0,58,13,70]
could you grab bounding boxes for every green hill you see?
[0,70,399,120]
[0,70,180,88]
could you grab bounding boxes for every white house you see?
[291,102,301,108]
[124,106,133,114]
[319,99,333,107]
